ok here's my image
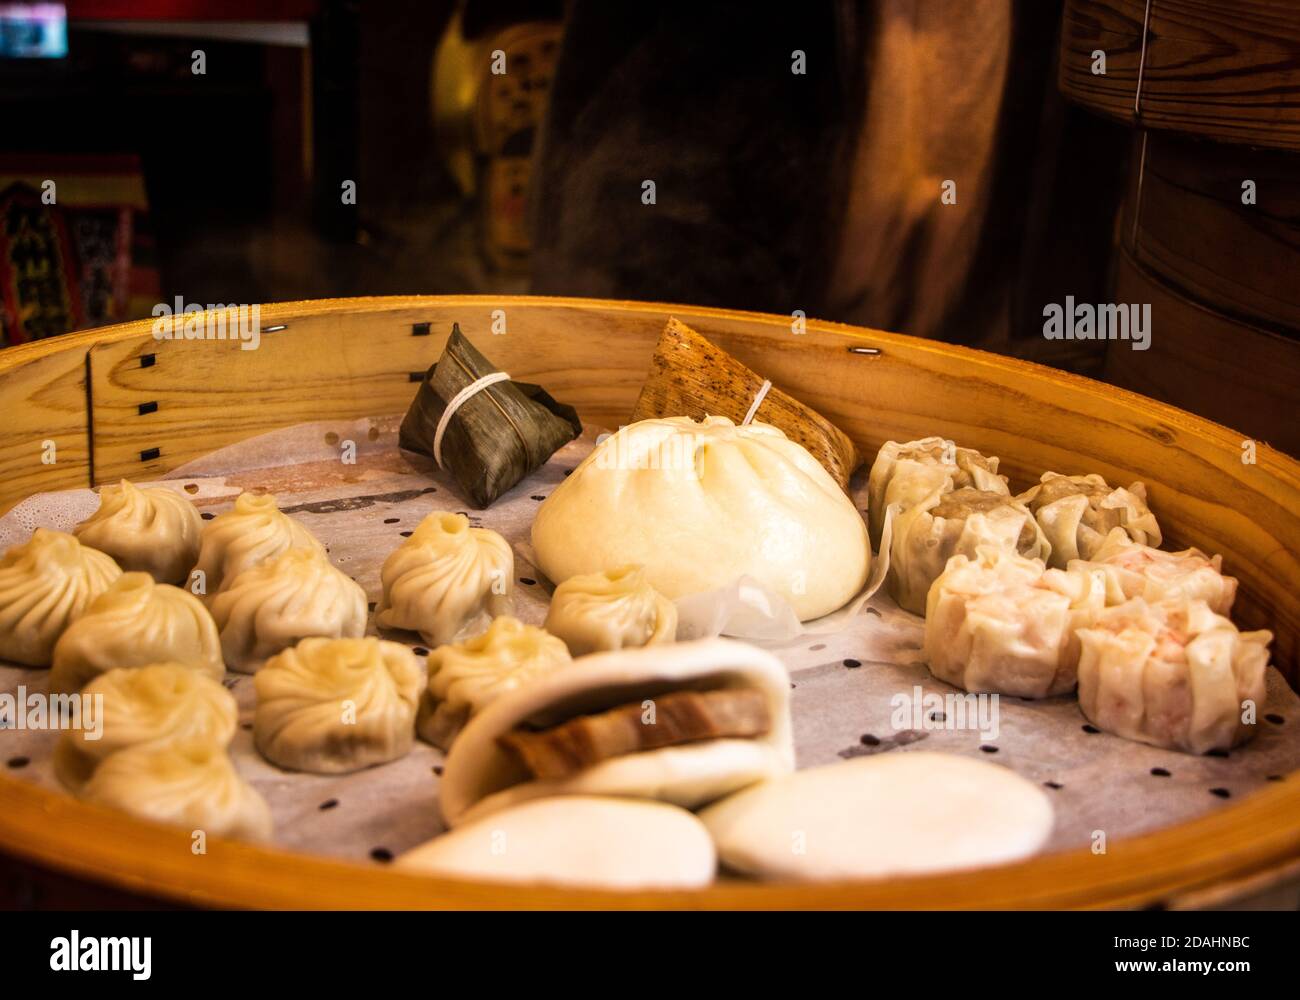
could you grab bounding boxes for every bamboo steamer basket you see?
[1,295,1298,909]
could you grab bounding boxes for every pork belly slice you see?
[498,688,772,780]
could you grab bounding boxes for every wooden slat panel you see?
[1061,0,1300,151]
[0,340,92,513]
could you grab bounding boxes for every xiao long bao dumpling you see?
[1070,528,1237,615]
[924,547,1106,698]
[191,491,324,599]
[254,637,424,774]
[0,529,120,667]
[375,511,513,647]
[73,479,203,584]
[532,416,870,622]
[1017,471,1161,568]
[211,548,367,673]
[1076,598,1271,754]
[82,740,272,843]
[866,437,1008,545]
[55,664,238,792]
[543,565,677,656]
[418,616,572,750]
[49,572,223,695]
[888,487,1050,615]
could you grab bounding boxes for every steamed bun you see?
[543,564,677,656]
[74,479,202,584]
[192,492,324,599]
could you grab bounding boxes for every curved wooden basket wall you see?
[1,296,1297,909]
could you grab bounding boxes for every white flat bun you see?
[439,637,793,827]
[700,752,1054,881]
[398,795,716,890]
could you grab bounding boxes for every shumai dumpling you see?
[418,616,572,750]
[544,565,677,656]
[0,529,121,667]
[1076,597,1271,754]
[82,740,272,843]
[55,664,237,792]
[888,487,1050,615]
[532,416,870,622]
[1069,528,1237,615]
[924,547,1106,698]
[866,437,1008,545]
[73,479,203,584]
[1017,472,1161,568]
[375,511,513,647]
[254,637,424,774]
[191,492,324,599]
[49,573,224,695]
[211,548,367,673]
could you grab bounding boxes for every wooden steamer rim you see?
[0,295,1297,909]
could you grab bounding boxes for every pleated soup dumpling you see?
[1069,527,1237,615]
[375,511,513,647]
[211,547,368,673]
[923,546,1107,698]
[254,637,424,774]
[543,564,677,656]
[1075,597,1271,754]
[0,529,121,667]
[888,486,1050,615]
[82,739,273,843]
[417,616,572,751]
[54,663,238,793]
[531,416,870,622]
[191,491,324,600]
[1017,471,1161,568]
[73,479,203,584]
[49,572,224,695]
[866,436,1009,545]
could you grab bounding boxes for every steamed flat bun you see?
[49,573,223,695]
[254,637,424,774]
[397,796,716,890]
[192,492,324,598]
[375,511,513,647]
[1076,597,1270,754]
[532,416,869,622]
[55,664,238,792]
[74,479,203,584]
[82,740,272,843]
[543,564,677,656]
[700,753,1054,881]
[211,548,367,673]
[1017,472,1161,568]
[867,437,1008,545]
[0,529,121,667]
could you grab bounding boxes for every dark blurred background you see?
[1,0,1296,452]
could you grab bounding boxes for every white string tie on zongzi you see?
[741,380,772,426]
[433,371,512,468]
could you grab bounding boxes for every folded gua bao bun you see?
[438,637,794,827]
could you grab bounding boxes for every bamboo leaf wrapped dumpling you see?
[54,664,238,792]
[399,324,582,508]
[888,487,1050,615]
[544,565,677,656]
[1017,472,1161,568]
[74,479,203,584]
[1075,597,1271,754]
[924,547,1107,698]
[867,437,1008,545]
[375,511,513,647]
[50,573,224,695]
[0,529,121,667]
[417,616,572,751]
[1069,528,1237,615]
[254,637,425,774]
[211,548,368,673]
[191,492,325,600]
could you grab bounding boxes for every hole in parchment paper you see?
[1206,748,1229,759]
[325,432,339,446]
[1267,775,1284,782]
[370,847,394,863]
[859,734,880,746]
[1266,713,1285,725]
[1044,781,1063,790]
[519,577,536,586]
[1082,724,1100,734]
[930,711,945,722]
[367,602,376,611]
[809,643,826,652]
[1209,788,1231,799]
[319,799,339,811]
[530,495,546,501]
[368,427,380,441]
[979,744,998,754]
[432,765,444,776]
[383,518,399,524]
[413,647,429,657]
[843,659,861,669]
[184,483,198,494]
[1151,767,1171,777]
[201,512,215,520]
[399,531,413,538]
[7,756,30,769]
